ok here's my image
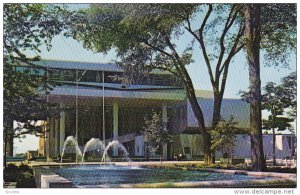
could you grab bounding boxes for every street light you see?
[75,68,87,163]
[102,69,106,162]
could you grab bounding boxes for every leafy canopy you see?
[142,112,171,154]
[261,72,296,133]
[210,116,240,152]
[4,4,67,137]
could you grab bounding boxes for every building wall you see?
[187,98,250,129]
[170,134,296,160]
[168,104,187,134]
[215,134,295,159]
[39,136,45,157]
[173,134,204,160]
[134,135,144,156]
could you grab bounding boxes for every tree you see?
[67,3,296,165]
[243,4,266,171]
[67,4,248,164]
[262,79,295,166]
[142,112,171,161]
[210,116,240,163]
[187,4,245,130]
[242,3,296,171]
[67,4,210,163]
[280,72,296,120]
[3,4,66,166]
[183,4,245,162]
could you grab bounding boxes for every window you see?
[184,147,190,154]
[49,69,60,81]
[105,72,122,83]
[85,71,96,82]
[76,70,96,82]
[64,69,75,81]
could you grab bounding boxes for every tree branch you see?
[219,20,245,96]
[215,5,239,88]
[147,65,180,77]
[197,4,216,90]
[143,41,173,58]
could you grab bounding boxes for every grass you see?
[140,162,296,173]
[122,178,296,188]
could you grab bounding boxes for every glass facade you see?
[64,105,113,146]
[15,65,183,87]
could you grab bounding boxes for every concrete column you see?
[49,118,55,158]
[113,101,119,156]
[46,118,50,160]
[54,118,59,156]
[60,102,65,154]
[162,104,168,160]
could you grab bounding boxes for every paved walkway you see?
[28,160,205,167]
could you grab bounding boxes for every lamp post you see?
[75,68,87,163]
[102,69,106,162]
[46,64,50,161]
[75,67,78,163]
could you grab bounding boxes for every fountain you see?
[101,140,131,163]
[81,138,105,163]
[61,136,83,163]
[47,136,286,188]
[60,136,131,164]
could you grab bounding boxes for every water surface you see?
[51,165,268,187]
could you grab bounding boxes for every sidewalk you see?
[28,160,205,167]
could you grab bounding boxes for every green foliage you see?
[3,63,60,138]
[16,171,36,188]
[68,4,198,84]
[262,116,293,131]
[4,163,36,187]
[18,163,33,174]
[4,4,68,54]
[142,112,171,154]
[261,74,294,164]
[280,72,296,119]
[210,116,240,153]
[261,4,296,68]
[3,4,66,139]
[67,4,295,164]
[3,164,20,182]
[262,73,296,132]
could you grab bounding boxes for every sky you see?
[13,3,296,154]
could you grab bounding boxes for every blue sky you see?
[14,4,296,154]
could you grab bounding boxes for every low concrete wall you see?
[41,174,73,188]
[33,166,73,188]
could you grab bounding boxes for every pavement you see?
[26,160,205,167]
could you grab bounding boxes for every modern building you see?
[15,59,296,162]
[23,59,252,161]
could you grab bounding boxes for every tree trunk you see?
[244,4,267,172]
[7,134,14,156]
[186,87,213,164]
[212,93,222,129]
[211,92,223,163]
[272,128,276,166]
[4,130,8,167]
[4,129,14,167]
[5,125,14,157]
[203,132,213,164]
[163,34,213,164]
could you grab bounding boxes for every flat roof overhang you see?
[44,86,186,107]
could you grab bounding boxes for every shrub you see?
[16,171,36,188]
[18,163,32,174]
[4,163,19,182]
